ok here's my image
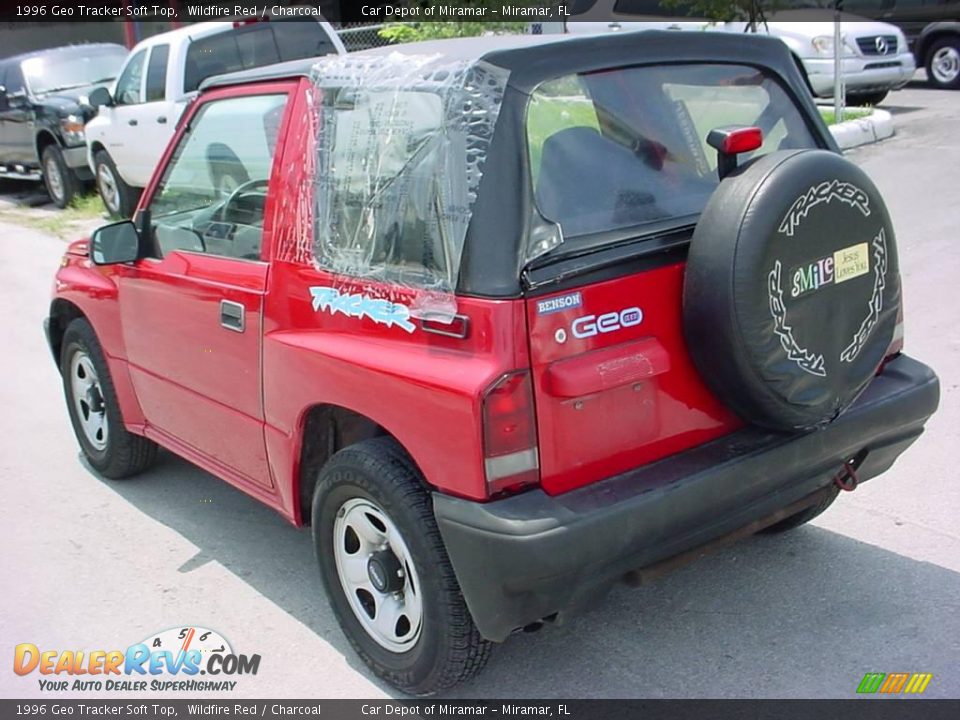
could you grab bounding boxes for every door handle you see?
[128,119,138,126]
[157,116,167,124]
[220,300,245,332]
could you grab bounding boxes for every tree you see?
[661,0,785,29]
[378,1,527,43]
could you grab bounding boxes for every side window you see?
[184,34,244,93]
[147,93,288,262]
[115,49,146,106]
[145,44,169,103]
[272,21,337,62]
[236,25,280,68]
[5,64,25,94]
[316,89,454,287]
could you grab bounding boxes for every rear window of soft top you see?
[526,63,818,246]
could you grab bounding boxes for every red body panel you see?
[50,77,744,523]
[526,264,742,495]
[262,83,529,506]
[115,254,272,486]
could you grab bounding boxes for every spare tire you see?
[683,150,900,431]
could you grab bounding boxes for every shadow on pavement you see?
[882,104,925,116]
[0,178,52,208]
[90,448,960,699]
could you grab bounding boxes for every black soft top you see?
[204,30,808,95]
[203,31,834,299]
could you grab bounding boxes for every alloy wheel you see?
[45,156,65,205]
[97,163,121,215]
[69,351,109,451]
[333,497,423,653]
[931,46,960,85]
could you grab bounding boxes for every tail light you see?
[482,371,540,496]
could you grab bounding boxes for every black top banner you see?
[3,1,569,24]
[0,0,853,25]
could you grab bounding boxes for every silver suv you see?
[567,2,915,105]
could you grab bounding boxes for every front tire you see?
[313,437,491,695]
[926,37,960,90]
[94,149,140,218]
[61,319,158,478]
[42,144,79,209]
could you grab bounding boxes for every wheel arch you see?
[294,403,427,525]
[35,129,60,163]
[917,23,960,64]
[47,298,89,370]
[88,139,107,158]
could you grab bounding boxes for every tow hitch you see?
[834,451,868,492]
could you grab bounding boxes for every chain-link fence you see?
[334,22,543,53]
[336,23,402,52]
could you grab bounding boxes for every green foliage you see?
[819,106,872,125]
[660,0,783,27]
[378,1,528,42]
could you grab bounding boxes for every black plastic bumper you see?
[433,354,939,642]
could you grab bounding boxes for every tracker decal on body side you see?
[309,286,417,333]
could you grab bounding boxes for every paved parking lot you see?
[1,80,957,700]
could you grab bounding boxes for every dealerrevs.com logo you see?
[13,627,260,692]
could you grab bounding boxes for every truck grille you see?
[856,35,899,56]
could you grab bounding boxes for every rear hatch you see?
[522,61,822,494]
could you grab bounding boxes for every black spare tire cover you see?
[683,150,900,431]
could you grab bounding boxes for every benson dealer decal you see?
[12,627,260,693]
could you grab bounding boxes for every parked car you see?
[830,0,960,89]
[85,17,345,218]
[567,2,916,105]
[0,44,127,207]
[46,32,939,694]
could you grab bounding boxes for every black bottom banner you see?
[3,700,960,720]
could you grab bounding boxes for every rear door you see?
[96,48,149,185]
[522,63,821,494]
[0,64,35,167]
[116,83,293,488]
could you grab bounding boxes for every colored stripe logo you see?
[857,672,933,694]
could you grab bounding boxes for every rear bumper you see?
[434,354,939,642]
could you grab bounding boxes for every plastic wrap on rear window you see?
[308,52,508,320]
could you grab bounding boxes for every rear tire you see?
[94,149,140,218]
[926,36,960,90]
[312,437,491,695]
[42,144,79,209]
[760,487,839,534]
[847,90,888,107]
[61,319,158,478]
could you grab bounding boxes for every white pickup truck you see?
[86,18,345,217]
